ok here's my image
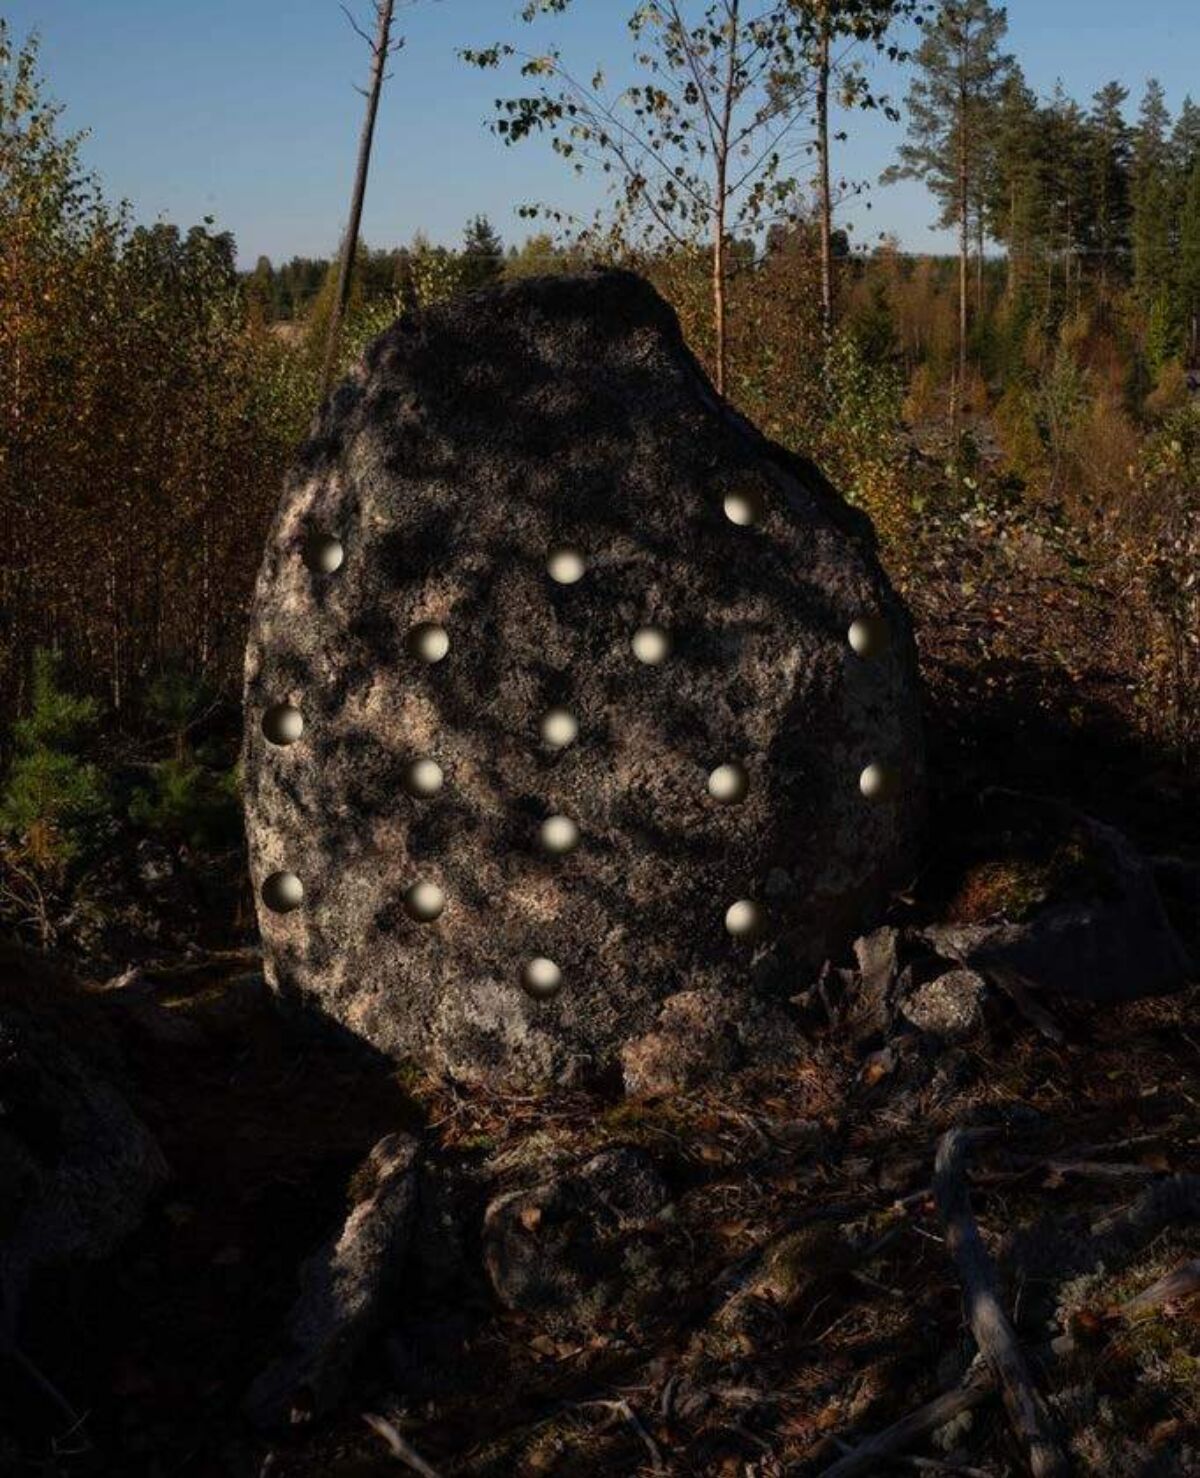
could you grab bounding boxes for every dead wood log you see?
[822,1239,1200,1477]
[244,1131,421,1429]
[933,1128,1069,1478]
[819,1362,995,1478]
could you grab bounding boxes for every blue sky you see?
[6,2,1199,268]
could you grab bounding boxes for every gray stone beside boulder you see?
[244,269,925,1084]
[920,811,1192,1005]
[0,945,166,1334]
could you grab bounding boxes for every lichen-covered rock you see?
[482,1147,670,1325]
[244,269,925,1083]
[899,968,988,1040]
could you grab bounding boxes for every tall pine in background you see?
[883,0,1012,389]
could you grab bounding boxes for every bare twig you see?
[363,1412,444,1477]
[578,1398,665,1474]
[933,1127,1069,1477]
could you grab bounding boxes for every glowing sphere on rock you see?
[548,546,587,585]
[723,488,765,527]
[848,616,890,659]
[405,880,446,922]
[859,762,898,801]
[404,758,444,798]
[522,957,563,999]
[539,814,580,855]
[303,533,344,574]
[262,871,304,914]
[262,703,304,747]
[631,625,671,665]
[708,762,750,804]
[724,899,763,938]
[540,708,579,749]
[408,622,450,664]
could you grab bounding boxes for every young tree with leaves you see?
[465,1,823,396]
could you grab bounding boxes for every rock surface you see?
[244,269,925,1083]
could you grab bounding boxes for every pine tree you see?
[1132,79,1175,316]
[1171,95,1200,177]
[0,649,107,874]
[984,68,1044,305]
[1180,160,1200,363]
[245,254,276,328]
[1044,85,1090,316]
[461,214,504,289]
[1085,82,1132,299]
[882,0,1012,387]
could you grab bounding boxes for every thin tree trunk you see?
[957,36,969,399]
[711,0,740,399]
[975,207,984,314]
[816,13,834,343]
[713,213,727,398]
[321,0,396,399]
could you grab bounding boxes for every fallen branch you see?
[933,1127,1069,1478]
[819,1362,994,1478]
[823,1244,1200,1477]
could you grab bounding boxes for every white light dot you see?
[540,708,579,749]
[404,879,446,922]
[522,957,563,1000]
[724,899,763,938]
[708,762,750,804]
[408,622,450,663]
[539,814,580,854]
[262,871,304,914]
[631,625,671,665]
[262,703,304,747]
[548,546,586,585]
[724,489,765,527]
[848,616,890,659]
[404,758,444,798]
[859,762,899,801]
[303,533,344,574]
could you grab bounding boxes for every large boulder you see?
[243,270,924,1083]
